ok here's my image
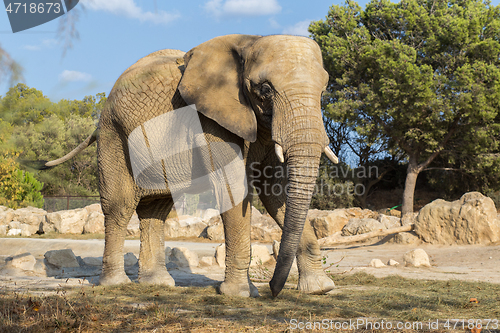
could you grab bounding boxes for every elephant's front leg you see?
[218,194,259,297]
[136,198,175,286]
[255,162,335,295]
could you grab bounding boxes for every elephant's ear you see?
[178,34,260,142]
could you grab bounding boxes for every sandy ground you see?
[0,238,499,296]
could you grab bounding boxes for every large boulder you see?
[250,244,273,266]
[414,192,500,245]
[44,249,80,268]
[168,247,199,268]
[165,216,207,239]
[7,253,37,270]
[83,211,105,234]
[309,208,380,239]
[0,207,14,226]
[341,218,385,236]
[403,249,431,267]
[45,208,89,234]
[12,207,46,234]
[251,214,281,242]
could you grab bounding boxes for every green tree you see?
[310,0,500,217]
[12,114,98,196]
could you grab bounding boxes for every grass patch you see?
[1,272,499,332]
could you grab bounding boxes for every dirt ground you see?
[0,237,499,297]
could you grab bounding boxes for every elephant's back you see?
[105,49,187,135]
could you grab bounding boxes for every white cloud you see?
[59,70,92,83]
[282,20,312,37]
[23,45,41,51]
[205,0,281,17]
[22,39,59,51]
[81,0,179,24]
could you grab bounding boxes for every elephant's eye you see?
[259,82,273,99]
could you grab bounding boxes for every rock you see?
[0,225,7,235]
[83,257,103,266]
[124,252,138,267]
[44,249,80,268]
[378,214,401,229]
[8,221,21,229]
[389,231,421,245]
[127,213,140,236]
[251,214,281,242]
[201,209,220,221]
[8,253,36,270]
[45,208,89,234]
[310,209,349,239]
[378,208,402,218]
[165,216,207,238]
[206,223,224,241]
[369,259,386,268]
[12,207,46,234]
[169,247,199,268]
[214,243,225,268]
[7,228,21,236]
[84,203,103,214]
[165,247,172,264]
[0,208,14,226]
[341,218,385,236]
[200,256,214,266]
[251,206,263,220]
[250,244,273,266]
[388,259,400,266]
[414,192,500,245]
[403,249,431,267]
[20,223,32,237]
[83,211,105,234]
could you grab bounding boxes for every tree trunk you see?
[401,153,420,219]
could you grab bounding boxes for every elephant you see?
[42,34,339,297]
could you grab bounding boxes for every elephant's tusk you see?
[275,144,285,163]
[324,146,339,164]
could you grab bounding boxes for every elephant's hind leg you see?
[99,193,138,286]
[136,197,175,286]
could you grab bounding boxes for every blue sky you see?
[1,0,499,102]
[0,0,369,102]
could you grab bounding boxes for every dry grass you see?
[1,272,499,332]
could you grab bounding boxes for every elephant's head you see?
[178,34,337,297]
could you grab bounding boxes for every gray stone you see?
[378,214,401,229]
[165,246,172,264]
[403,249,431,267]
[124,252,138,267]
[44,249,80,268]
[83,257,103,266]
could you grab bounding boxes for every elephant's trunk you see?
[270,100,326,297]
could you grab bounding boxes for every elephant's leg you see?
[218,194,259,297]
[255,169,335,294]
[136,197,175,286]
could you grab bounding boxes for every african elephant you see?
[43,34,339,297]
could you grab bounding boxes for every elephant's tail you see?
[23,129,98,170]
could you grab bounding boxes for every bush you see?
[0,153,44,209]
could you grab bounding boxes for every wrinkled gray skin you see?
[47,35,336,297]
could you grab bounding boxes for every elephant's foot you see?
[297,271,335,295]
[218,278,260,297]
[138,268,175,286]
[99,271,132,286]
